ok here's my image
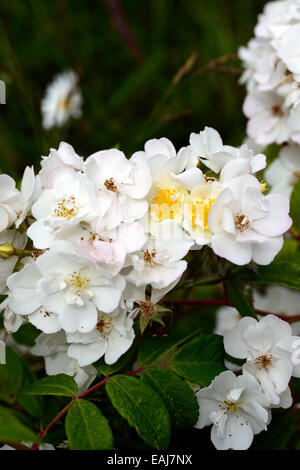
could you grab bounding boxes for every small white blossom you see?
[224,314,300,405]
[41,70,82,130]
[195,370,271,450]
[208,174,292,265]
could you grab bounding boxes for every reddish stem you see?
[32,367,144,450]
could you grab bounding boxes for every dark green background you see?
[0,0,265,178]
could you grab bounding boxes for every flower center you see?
[65,271,90,294]
[255,354,273,369]
[150,186,183,222]
[143,249,157,266]
[104,178,118,192]
[234,214,250,232]
[96,315,113,338]
[52,195,78,220]
[191,197,216,229]
[220,400,240,413]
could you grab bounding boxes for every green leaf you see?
[141,367,199,427]
[290,178,300,233]
[65,399,113,450]
[137,324,202,367]
[12,323,38,347]
[106,375,171,449]
[226,280,257,319]
[0,346,23,404]
[22,374,78,397]
[0,405,39,442]
[169,334,225,386]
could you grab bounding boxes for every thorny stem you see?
[31,366,145,450]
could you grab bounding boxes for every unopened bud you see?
[0,243,15,258]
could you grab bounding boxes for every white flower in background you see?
[67,308,135,366]
[41,70,82,130]
[27,170,101,249]
[264,144,300,197]
[126,219,193,289]
[239,38,286,93]
[214,306,241,336]
[195,370,271,450]
[224,314,300,405]
[189,127,266,174]
[40,142,84,189]
[254,0,300,40]
[240,0,300,146]
[0,175,20,232]
[31,331,97,393]
[208,174,292,265]
[7,241,125,333]
[85,148,152,228]
[0,230,27,294]
[254,286,300,335]
[243,92,291,146]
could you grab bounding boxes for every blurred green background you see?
[0,0,266,179]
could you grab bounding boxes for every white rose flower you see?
[223,314,300,405]
[27,171,102,249]
[41,70,82,130]
[7,241,125,333]
[208,174,292,265]
[195,370,271,450]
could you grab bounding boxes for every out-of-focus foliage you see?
[0,0,263,177]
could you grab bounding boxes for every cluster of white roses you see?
[196,313,300,450]
[240,0,300,146]
[0,128,294,433]
[239,0,300,199]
